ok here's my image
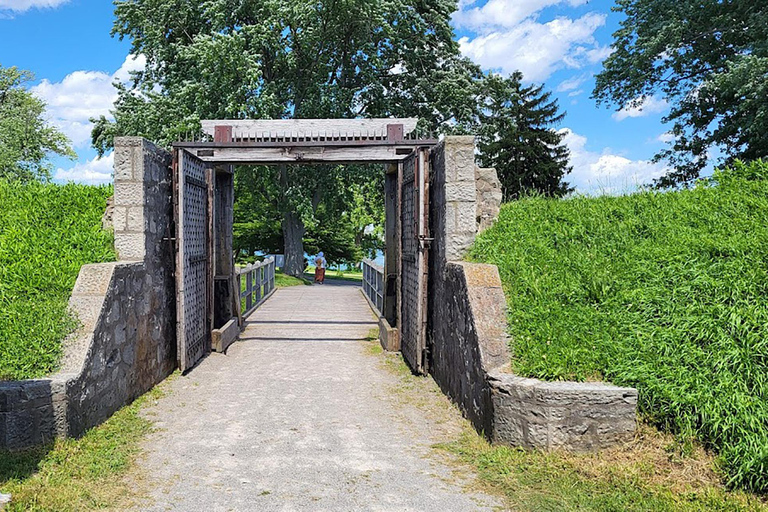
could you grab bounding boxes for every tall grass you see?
[0,181,115,381]
[469,162,768,493]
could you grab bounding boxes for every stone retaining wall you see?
[0,138,176,450]
[428,137,638,450]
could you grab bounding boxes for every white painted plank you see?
[201,118,418,139]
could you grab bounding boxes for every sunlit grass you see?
[0,182,115,380]
[470,167,768,492]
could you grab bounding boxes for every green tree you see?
[93,0,481,275]
[593,0,768,186]
[477,73,572,200]
[0,65,75,182]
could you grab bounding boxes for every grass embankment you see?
[0,182,115,381]
[469,166,768,493]
[275,270,311,287]
[0,382,168,511]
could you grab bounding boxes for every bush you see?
[0,181,115,380]
[469,161,768,493]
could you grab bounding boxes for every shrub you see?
[0,181,115,380]
[469,162,768,492]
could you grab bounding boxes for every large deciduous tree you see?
[593,0,768,186]
[477,73,572,200]
[92,0,481,275]
[0,65,75,182]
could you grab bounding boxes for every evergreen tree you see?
[477,73,572,201]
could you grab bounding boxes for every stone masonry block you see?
[68,295,106,333]
[444,136,476,183]
[114,182,144,207]
[71,263,116,297]
[113,147,134,181]
[445,201,478,236]
[112,206,128,232]
[445,181,477,202]
[115,233,145,261]
[126,206,145,232]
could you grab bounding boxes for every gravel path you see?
[132,279,499,511]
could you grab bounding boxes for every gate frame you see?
[171,119,437,373]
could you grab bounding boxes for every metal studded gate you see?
[400,148,430,374]
[175,149,211,372]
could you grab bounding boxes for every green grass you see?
[0,382,169,511]
[0,181,115,381]
[469,165,768,493]
[275,270,311,287]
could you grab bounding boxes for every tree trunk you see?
[282,210,305,277]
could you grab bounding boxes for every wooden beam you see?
[184,146,416,164]
[201,118,419,140]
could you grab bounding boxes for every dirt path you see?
[131,280,499,511]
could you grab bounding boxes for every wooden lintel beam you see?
[184,146,415,164]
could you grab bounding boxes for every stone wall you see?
[0,138,176,450]
[427,137,638,450]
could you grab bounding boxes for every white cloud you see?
[31,54,146,149]
[54,152,114,185]
[556,73,588,92]
[458,13,606,81]
[0,0,69,12]
[613,95,668,121]
[453,0,588,32]
[561,128,668,194]
[656,132,675,143]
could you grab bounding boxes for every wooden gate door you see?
[175,149,212,372]
[400,148,430,374]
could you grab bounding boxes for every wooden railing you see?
[237,257,276,318]
[362,259,384,315]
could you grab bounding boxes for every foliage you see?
[93,0,484,274]
[0,65,75,182]
[469,161,768,492]
[478,72,573,200]
[0,384,166,511]
[593,0,768,186]
[0,182,115,380]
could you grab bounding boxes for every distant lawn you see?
[469,167,768,493]
[0,182,115,381]
[306,266,363,282]
[275,271,311,287]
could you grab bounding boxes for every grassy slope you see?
[0,182,115,381]
[469,179,768,492]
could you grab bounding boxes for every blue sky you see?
[0,0,673,193]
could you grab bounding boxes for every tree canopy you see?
[478,72,572,201]
[593,0,768,186]
[0,65,75,182]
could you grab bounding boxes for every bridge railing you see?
[237,257,276,318]
[362,259,384,315]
